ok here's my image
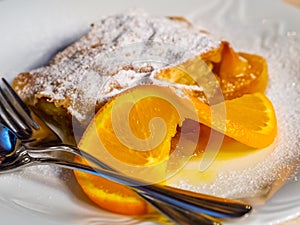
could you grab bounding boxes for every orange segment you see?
[74,157,148,215]
[215,42,269,99]
[189,92,277,148]
[88,85,190,167]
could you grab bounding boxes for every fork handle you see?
[29,152,251,220]
[140,195,221,225]
[29,145,252,217]
[26,157,222,225]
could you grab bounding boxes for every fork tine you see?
[0,93,32,138]
[0,77,39,130]
[0,103,19,134]
[2,78,31,115]
[0,77,37,139]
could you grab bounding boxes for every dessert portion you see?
[12,12,220,131]
[12,11,277,216]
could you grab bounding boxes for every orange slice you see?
[74,157,148,215]
[189,92,277,148]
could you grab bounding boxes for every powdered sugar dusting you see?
[16,10,221,124]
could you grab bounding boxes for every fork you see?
[0,77,252,224]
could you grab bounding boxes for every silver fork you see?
[0,77,252,224]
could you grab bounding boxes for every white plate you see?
[0,0,299,224]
